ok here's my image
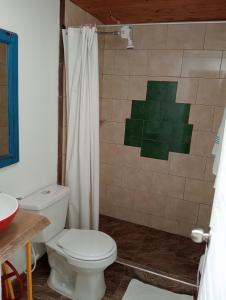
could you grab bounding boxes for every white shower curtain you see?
[62,26,99,230]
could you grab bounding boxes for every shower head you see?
[120,25,134,49]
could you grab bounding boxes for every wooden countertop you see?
[0,209,50,263]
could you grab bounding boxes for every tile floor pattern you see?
[17,215,203,299]
[99,215,205,285]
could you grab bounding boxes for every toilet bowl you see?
[20,185,117,300]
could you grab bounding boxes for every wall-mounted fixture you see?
[0,28,19,168]
[120,25,134,49]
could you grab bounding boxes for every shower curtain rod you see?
[67,20,226,29]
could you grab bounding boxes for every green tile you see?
[124,119,144,147]
[169,124,193,154]
[143,121,172,143]
[141,140,169,160]
[145,101,161,121]
[131,101,147,119]
[171,124,193,145]
[146,81,177,102]
[170,142,191,154]
[131,100,161,121]
[161,103,191,123]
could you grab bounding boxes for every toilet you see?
[19,184,117,300]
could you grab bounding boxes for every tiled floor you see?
[17,215,204,299]
[99,215,205,286]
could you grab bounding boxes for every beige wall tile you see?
[220,51,226,78]
[114,50,148,76]
[197,204,212,230]
[123,167,154,192]
[147,50,183,77]
[102,75,129,99]
[177,221,194,237]
[133,191,165,216]
[184,178,214,205]
[169,153,206,179]
[103,50,115,74]
[111,100,132,122]
[100,121,125,144]
[189,105,214,131]
[213,106,224,132]
[190,131,215,156]
[101,143,140,168]
[152,173,185,198]
[205,158,215,182]
[165,197,199,224]
[147,215,179,235]
[167,24,205,50]
[133,25,167,49]
[106,185,134,209]
[101,163,125,187]
[140,156,169,174]
[100,99,113,121]
[181,50,221,78]
[205,24,226,50]
[128,76,148,100]
[176,78,198,104]
[196,79,226,106]
[104,26,128,49]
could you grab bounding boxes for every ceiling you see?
[71,0,226,24]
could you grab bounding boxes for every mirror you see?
[0,29,19,168]
[0,42,9,155]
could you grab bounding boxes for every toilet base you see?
[73,270,106,300]
[48,267,106,300]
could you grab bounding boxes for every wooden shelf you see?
[0,209,50,263]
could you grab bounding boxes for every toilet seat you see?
[57,229,116,261]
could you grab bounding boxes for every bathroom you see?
[0,0,226,299]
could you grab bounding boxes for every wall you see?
[0,0,60,271]
[0,0,59,197]
[100,23,226,236]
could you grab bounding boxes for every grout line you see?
[116,259,198,288]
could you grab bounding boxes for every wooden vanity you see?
[0,209,50,300]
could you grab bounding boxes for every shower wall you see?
[100,23,226,236]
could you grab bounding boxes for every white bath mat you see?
[122,279,193,300]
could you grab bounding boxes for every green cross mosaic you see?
[124,81,193,160]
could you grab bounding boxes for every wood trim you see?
[71,0,226,24]
[57,0,65,184]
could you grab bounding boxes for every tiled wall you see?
[0,42,8,155]
[100,23,226,236]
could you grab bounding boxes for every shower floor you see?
[100,214,205,295]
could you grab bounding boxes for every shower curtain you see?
[62,26,99,230]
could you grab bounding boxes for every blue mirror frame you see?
[0,29,19,168]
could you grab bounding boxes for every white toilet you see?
[20,184,117,300]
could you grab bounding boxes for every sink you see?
[0,193,19,230]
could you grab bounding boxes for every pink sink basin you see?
[0,193,19,230]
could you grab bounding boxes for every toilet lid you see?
[57,229,116,261]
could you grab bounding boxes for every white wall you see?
[0,0,60,197]
[0,0,60,275]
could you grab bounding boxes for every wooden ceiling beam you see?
[71,0,226,24]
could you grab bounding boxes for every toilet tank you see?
[19,184,70,243]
